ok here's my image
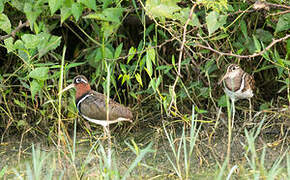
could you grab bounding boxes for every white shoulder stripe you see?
[77,94,92,113]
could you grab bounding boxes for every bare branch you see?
[195,34,290,59]
[0,20,29,41]
[168,4,197,113]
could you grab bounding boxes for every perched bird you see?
[219,64,255,127]
[59,75,133,132]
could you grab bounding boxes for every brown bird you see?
[219,64,255,127]
[59,75,133,131]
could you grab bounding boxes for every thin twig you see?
[168,4,197,113]
[195,34,290,59]
[0,20,29,40]
[268,10,290,17]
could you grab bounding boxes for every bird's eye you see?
[76,78,81,84]
[233,66,239,70]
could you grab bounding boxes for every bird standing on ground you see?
[59,75,133,132]
[219,64,255,127]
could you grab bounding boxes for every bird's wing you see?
[243,73,255,92]
[79,91,133,120]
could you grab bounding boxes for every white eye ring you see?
[75,78,87,84]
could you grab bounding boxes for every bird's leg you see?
[231,98,235,128]
[103,125,109,139]
[249,98,252,122]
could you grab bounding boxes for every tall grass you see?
[163,106,201,179]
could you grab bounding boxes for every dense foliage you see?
[0,0,289,178]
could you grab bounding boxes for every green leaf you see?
[10,1,24,11]
[145,0,181,20]
[4,37,14,53]
[206,11,227,36]
[210,33,229,41]
[255,29,273,43]
[145,54,153,77]
[17,120,28,127]
[174,8,200,27]
[102,21,118,40]
[252,35,261,52]
[127,47,136,64]
[36,32,61,57]
[275,13,290,33]
[48,0,62,15]
[22,34,39,49]
[287,39,290,56]
[87,47,113,67]
[14,99,26,108]
[64,62,86,71]
[87,48,101,68]
[61,6,72,24]
[114,43,123,59]
[0,13,11,33]
[72,3,83,21]
[240,20,248,40]
[29,67,49,81]
[147,47,156,65]
[23,2,42,29]
[129,91,137,99]
[218,95,227,107]
[0,0,4,13]
[121,74,130,85]
[135,73,143,87]
[84,8,124,23]
[259,103,269,111]
[0,166,7,178]
[30,79,43,99]
[79,0,96,11]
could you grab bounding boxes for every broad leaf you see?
[29,67,49,81]
[252,35,261,52]
[275,13,290,33]
[87,47,113,67]
[30,79,43,99]
[127,47,136,64]
[206,11,226,36]
[240,20,248,40]
[4,37,14,53]
[48,0,62,15]
[37,32,61,57]
[0,13,11,33]
[0,0,4,13]
[218,95,227,107]
[135,73,143,87]
[79,0,96,11]
[114,43,123,59]
[23,2,42,28]
[145,54,153,77]
[84,8,124,23]
[22,34,39,49]
[72,3,83,21]
[174,8,200,27]
[61,6,72,24]
[255,29,273,43]
[145,0,181,20]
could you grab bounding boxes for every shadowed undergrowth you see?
[0,0,289,179]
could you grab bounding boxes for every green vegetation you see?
[0,0,289,179]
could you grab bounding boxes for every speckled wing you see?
[79,91,133,121]
[224,70,244,92]
[242,73,255,92]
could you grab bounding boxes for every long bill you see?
[58,83,75,95]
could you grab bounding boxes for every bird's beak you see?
[58,84,75,95]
